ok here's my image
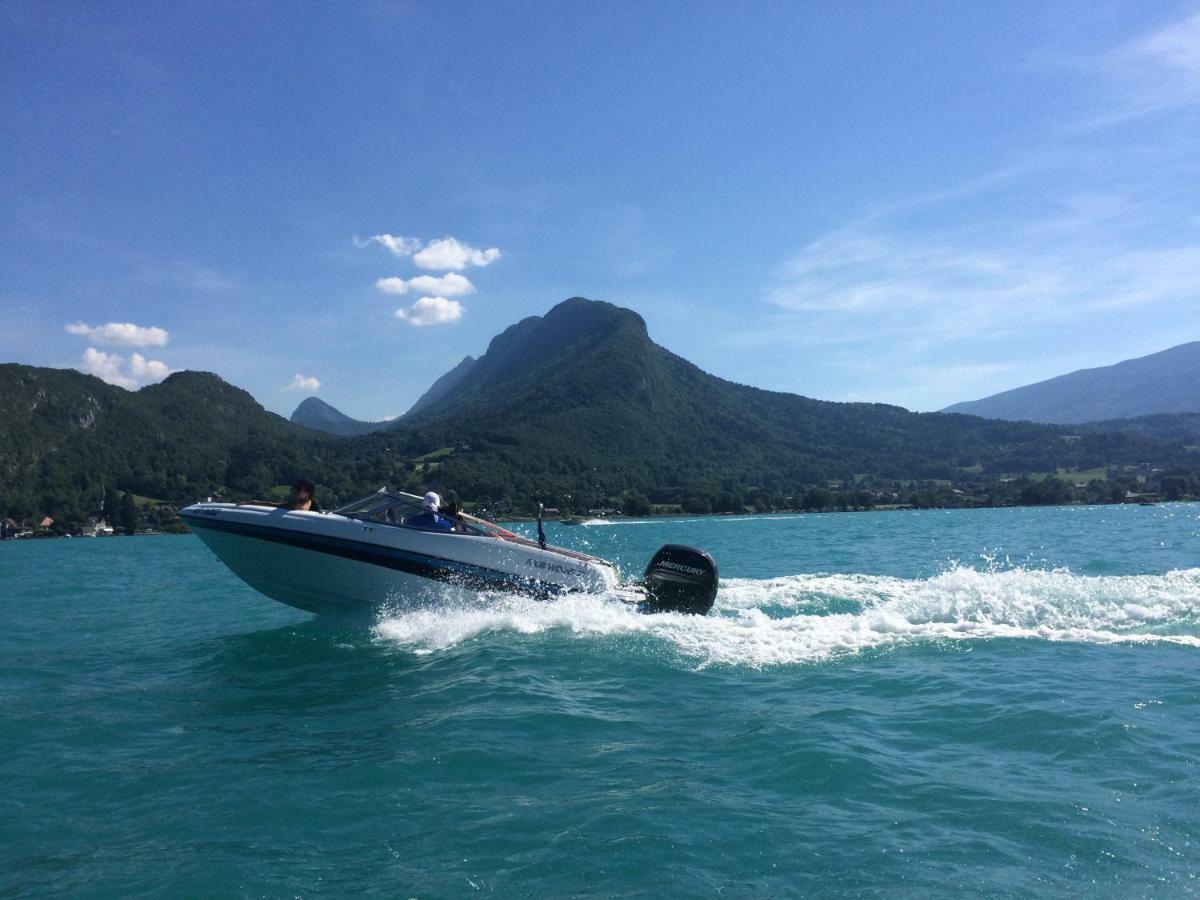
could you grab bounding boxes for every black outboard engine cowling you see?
[642,544,719,615]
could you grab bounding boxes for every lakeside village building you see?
[0,515,115,539]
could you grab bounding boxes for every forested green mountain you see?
[1072,412,1200,442]
[363,299,1199,506]
[944,342,1200,423]
[0,365,342,526]
[3,298,1199,528]
[290,396,389,436]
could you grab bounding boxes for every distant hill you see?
[290,357,481,431]
[3,300,1199,526]
[290,396,390,436]
[1071,412,1200,443]
[406,355,477,416]
[943,342,1200,424]
[0,365,340,525]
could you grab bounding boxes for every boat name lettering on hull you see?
[526,559,576,576]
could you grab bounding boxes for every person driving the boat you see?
[284,479,322,512]
[405,491,453,531]
[241,479,322,511]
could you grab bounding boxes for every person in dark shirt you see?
[237,479,322,511]
[405,491,453,531]
[283,479,322,512]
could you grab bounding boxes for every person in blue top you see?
[405,491,454,531]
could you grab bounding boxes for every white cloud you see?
[128,353,172,382]
[413,237,502,271]
[355,233,502,271]
[354,234,422,257]
[65,321,169,347]
[375,277,407,294]
[394,296,464,326]
[81,348,134,389]
[285,374,321,392]
[80,347,173,390]
[374,272,476,297]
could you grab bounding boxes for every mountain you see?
[406,356,477,416]
[3,299,1199,526]
[943,342,1200,424]
[290,396,390,436]
[365,298,1199,504]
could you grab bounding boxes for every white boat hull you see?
[189,525,470,614]
[181,503,619,616]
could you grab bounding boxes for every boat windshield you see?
[332,490,511,537]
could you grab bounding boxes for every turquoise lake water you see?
[2,504,1199,896]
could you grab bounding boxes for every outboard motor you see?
[641,545,719,615]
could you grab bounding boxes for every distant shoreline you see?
[501,498,1186,523]
[4,497,1188,542]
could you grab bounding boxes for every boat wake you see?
[373,566,1200,667]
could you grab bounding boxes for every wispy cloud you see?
[394,296,463,326]
[80,347,172,389]
[1059,10,1200,129]
[1105,10,1200,120]
[375,272,475,296]
[65,321,169,347]
[285,373,321,392]
[752,9,1200,410]
[767,228,1200,327]
[136,261,237,293]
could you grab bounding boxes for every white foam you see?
[373,567,1200,668]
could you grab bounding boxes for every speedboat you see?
[180,489,718,617]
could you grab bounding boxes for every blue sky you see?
[3,1,1198,418]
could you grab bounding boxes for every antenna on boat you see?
[537,503,547,549]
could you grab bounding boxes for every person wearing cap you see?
[404,491,454,531]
